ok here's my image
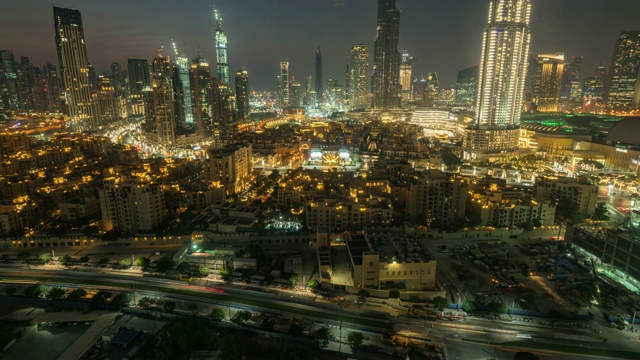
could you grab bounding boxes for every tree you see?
[92,291,112,304]
[307,279,319,289]
[592,202,610,221]
[58,255,70,265]
[118,257,133,267]
[79,256,90,263]
[176,262,191,274]
[134,257,150,268]
[433,296,449,309]
[99,258,110,264]
[289,324,304,337]
[47,287,66,300]
[556,197,582,222]
[218,267,232,277]
[357,289,370,299]
[163,300,177,313]
[111,293,131,307]
[187,303,199,315]
[83,225,100,237]
[347,331,364,351]
[210,307,226,321]
[67,288,87,300]
[156,259,174,273]
[39,253,52,263]
[17,252,31,260]
[24,284,45,298]
[316,327,332,347]
[488,301,508,314]
[462,300,476,312]
[230,310,252,325]
[289,274,300,286]
[519,220,534,232]
[199,266,210,277]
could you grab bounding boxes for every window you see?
[369,261,374,266]
[410,271,413,275]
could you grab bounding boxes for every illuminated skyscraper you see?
[560,55,583,102]
[127,58,150,116]
[424,72,439,104]
[53,6,98,130]
[315,48,323,102]
[151,77,176,145]
[42,62,62,113]
[400,50,413,100]
[455,65,479,107]
[464,0,531,159]
[350,44,370,109]
[211,78,236,136]
[17,56,35,111]
[235,68,249,120]
[0,50,19,113]
[190,54,212,139]
[277,61,290,107]
[97,75,117,124]
[532,53,564,112]
[172,41,194,124]
[371,0,402,110]
[214,9,230,85]
[604,31,640,110]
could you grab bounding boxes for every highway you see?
[1,268,637,359]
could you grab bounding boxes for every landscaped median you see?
[1,275,394,330]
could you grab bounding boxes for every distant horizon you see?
[1,0,639,90]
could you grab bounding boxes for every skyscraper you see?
[464,0,531,159]
[97,75,117,124]
[53,6,97,131]
[235,68,249,120]
[455,65,479,107]
[211,78,236,136]
[190,54,212,139]
[560,55,583,102]
[315,48,323,102]
[277,61,290,107]
[151,77,176,145]
[604,31,640,111]
[350,44,370,109]
[400,51,413,100]
[424,72,439,104]
[172,41,194,125]
[532,53,564,112]
[17,56,35,111]
[127,58,151,116]
[371,0,402,111]
[42,62,62,113]
[0,51,20,113]
[214,9,230,85]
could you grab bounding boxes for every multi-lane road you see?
[1,267,637,359]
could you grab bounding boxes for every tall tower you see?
[17,56,35,111]
[350,44,370,109]
[173,41,194,125]
[151,77,176,145]
[532,53,564,112]
[43,62,62,113]
[0,50,20,113]
[53,6,98,130]
[127,58,151,116]
[455,65,479,107]
[400,51,413,100]
[278,61,290,107]
[315,47,323,102]
[605,31,640,110]
[464,0,531,159]
[214,9,230,85]
[371,0,402,111]
[190,54,212,139]
[235,68,249,120]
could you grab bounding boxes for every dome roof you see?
[606,117,640,146]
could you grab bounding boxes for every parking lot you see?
[2,322,92,360]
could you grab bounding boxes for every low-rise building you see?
[59,196,100,222]
[305,197,392,231]
[534,175,598,217]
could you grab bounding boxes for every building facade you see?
[235,68,249,120]
[455,65,479,107]
[533,53,564,112]
[214,9,230,85]
[605,31,640,111]
[371,0,402,111]
[203,143,252,195]
[350,44,370,109]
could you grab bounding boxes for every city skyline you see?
[2,1,640,91]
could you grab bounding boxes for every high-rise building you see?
[371,0,402,111]
[560,55,583,102]
[411,76,427,102]
[0,51,20,113]
[315,47,323,102]
[407,171,468,229]
[151,77,176,145]
[190,54,212,139]
[582,66,607,113]
[424,72,439,104]
[17,56,35,112]
[172,41,194,125]
[203,143,252,195]
[214,9,230,85]
[211,78,236,136]
[97,75,117,124]
[344,64,351,103]
[400,50,413,100]
[235,68,249,120]
[53,6,97,131]
[464,0,531,159]
[304,75,314,106]
[277,61,290,107]
[152,49,173,79]
[455,65,479,107]
[42,62,62,113]
[532,53,564,112]
[290,77,303,107]
[98,174,166,233]
[350,44,370,109]
[127,58,150,116]
[31,67,48,113]
[604,31,640,111]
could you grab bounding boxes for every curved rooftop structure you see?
[606,117,640,146]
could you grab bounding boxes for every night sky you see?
[2,0,639,91]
